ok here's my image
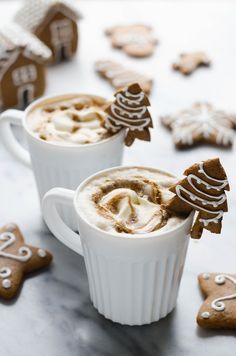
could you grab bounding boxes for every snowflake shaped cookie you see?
[161,102,236,148]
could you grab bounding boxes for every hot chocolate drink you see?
[77,167,185,235]
[27,95,113,145]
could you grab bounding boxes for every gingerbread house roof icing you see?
[0,23,52,79]
[15,0,81,33]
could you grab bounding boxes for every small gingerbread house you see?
[0,24,51,109]
[15,0,81,63]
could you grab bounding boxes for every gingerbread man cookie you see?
[161,102,236,149]
[105,83,153,146]
[0,223,53,299]
[197,273,236,329]
[173,52,211,75]
[95,60,153,94]
[166,158,229,239]
[105,24,157,58]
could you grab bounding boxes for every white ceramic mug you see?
[0,94,125,230]
[42,166,194,326]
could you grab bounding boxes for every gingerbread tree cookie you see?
[197,273,236,329]
[161,102,236,149]
[0,223,53,299]
[166,158,229,239]
[105,83,153,146]
[173,52,211,75]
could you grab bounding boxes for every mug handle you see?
[42,187,83,256]
[0,109,31,167]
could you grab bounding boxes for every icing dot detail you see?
[201,311,210,319]
[37,249,47,258]
[202,273,210,280]
[2,279,11,289]
[215,275,226,285]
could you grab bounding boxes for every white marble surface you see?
[1,1,236,355]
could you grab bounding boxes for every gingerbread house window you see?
[50,19,73,46]
[12,64,37,86]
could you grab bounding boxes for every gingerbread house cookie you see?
[15,0,81,63]
[0,23,51,110]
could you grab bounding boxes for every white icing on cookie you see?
[2,279,11,289]
[202,273,210,280]
[95,60,152,93]
[175,161,228,227]
[198,162,228,188]
[165,103,235,147]
[109,25,157,57]
[0,267,12,289]
[37,249,46,258]
[0,267,11,279]
[201,311,210,319]
[0,232,32,262]
[211,274,236,312]
[116,91,145,110]
[115,33,149,47]
[106,86,151,132]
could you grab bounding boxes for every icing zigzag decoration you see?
[166,158,230,239]
[105,83,153,146]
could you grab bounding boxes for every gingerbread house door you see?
[12,64,37,108]
[50,19,73,61]
[17,84,34,108]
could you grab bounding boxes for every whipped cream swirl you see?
[27,95,112,145]
[77,168,185,235]
[98,186,166,234]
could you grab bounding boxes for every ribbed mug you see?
[42,166,194,325]
[0,94,125,230]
